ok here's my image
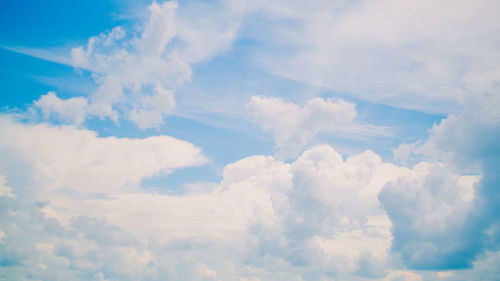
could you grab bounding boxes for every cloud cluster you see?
[2,110,500,280]
[0,115,420,280]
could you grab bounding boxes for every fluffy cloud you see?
[380,163,478,269]
[33,0,247,128]
[1,115,422,280]
[247,96,389,159]
[0,117,214,280]
[3,112,498,279]
[261,145,411,278]
[35,2,189,128]
[0,117,206,196]
[34,92,88,125]
[383,91,500,270]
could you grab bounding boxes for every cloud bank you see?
[3,113,497,280]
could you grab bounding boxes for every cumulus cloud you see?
[247,96,389,159]
[381,91,500,270]
[0,117,207,196]
[0,115,420,280]
[34,91,88,125]
[36,2,188,128]
[31,0,246,128]
[380,162,479,269]
[264,145,410,277]
[3,113,498,279]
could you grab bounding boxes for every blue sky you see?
[1,0,500,280]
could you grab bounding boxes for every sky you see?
[1,0,500,280]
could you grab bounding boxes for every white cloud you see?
[14,0,500,118]
[264,145,411,278]
[393,141,421,164]
[136,1,177,57]
[247,96,389,159]
[36,1,191,128]
[128,85,176,129]
[0,175,15,198]
[0,117,207,196]
[244,0,500,113]
[2,113,497,279]
[174,0,241,63]
[380,162,478,269]
[34,92,88,125]
[382,90,500,270]
[28,0,246,129]
[0,116,416,280]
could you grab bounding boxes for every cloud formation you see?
[383,91,500,270]
[380,163,478,269]
[35,2,189,128]
[247,96,389,159]
[0,117,206,196]
[0,115,439,280]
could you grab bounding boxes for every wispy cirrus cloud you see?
[243,0,500,113]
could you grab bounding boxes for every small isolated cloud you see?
[34,91,88,125]
[247,96,388,159]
